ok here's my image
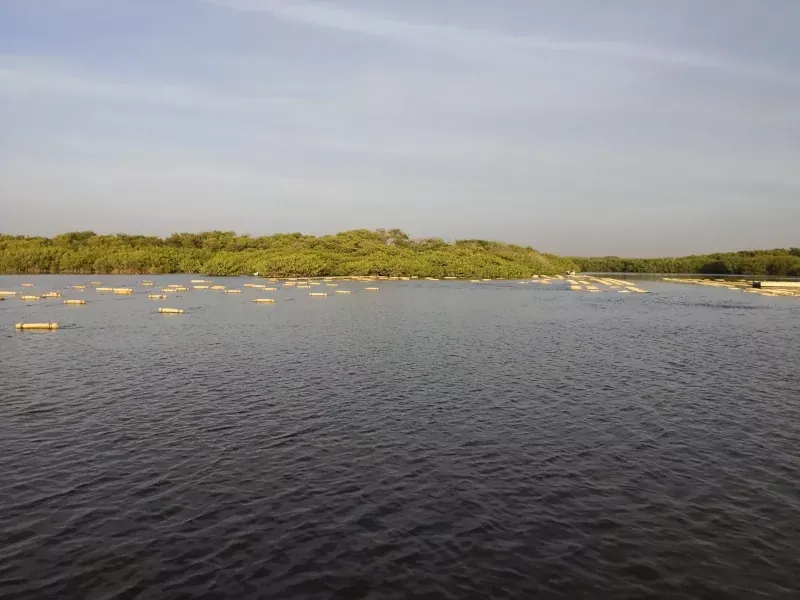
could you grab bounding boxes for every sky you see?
[0,0,798,256]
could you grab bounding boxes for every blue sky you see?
[1,0,798,255]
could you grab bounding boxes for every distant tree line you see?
[572,248,800,276]
[0,229,574,277]
[1,230,797,277]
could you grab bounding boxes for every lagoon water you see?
[1,276,799,598]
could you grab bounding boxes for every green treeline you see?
[0,229,574,277]
[1,230,798,276]
[572,249,800,276]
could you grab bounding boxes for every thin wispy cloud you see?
[201,0,799,84]
[0,55,302,112]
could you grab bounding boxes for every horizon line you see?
[2,228,796,260]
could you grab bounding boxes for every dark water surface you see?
[1,276,799,599]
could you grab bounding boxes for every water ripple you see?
[0,276,799,598]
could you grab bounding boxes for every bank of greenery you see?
[0,230,574,277]
[573,249,800,277]
[1,230,797,277]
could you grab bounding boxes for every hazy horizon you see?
[1,0,799,255]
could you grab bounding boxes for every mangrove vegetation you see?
[0,230,574,277]
[1,230,798,277]
[572,249,800,277]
